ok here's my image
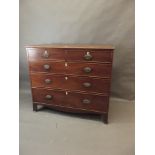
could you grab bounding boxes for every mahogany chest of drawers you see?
[26,44,114,123]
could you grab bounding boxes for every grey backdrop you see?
[20,0,135,100]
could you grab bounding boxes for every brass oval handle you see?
[82,99,91,104]
[45,79,51,84]
[83,82,91,88]
[83,67,92,73]
[83,52,93,60]
[43,64,50,70]
[45,95,53,100]
[42,50,49,58]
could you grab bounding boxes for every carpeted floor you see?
[19,89,134,155]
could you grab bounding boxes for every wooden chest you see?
[26,44,114,123]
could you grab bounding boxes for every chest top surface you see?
[25,44,115,50]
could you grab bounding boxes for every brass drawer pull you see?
[83,67,92,73]
[84,52,93,60]
[82,99,91,104]
[45,79,51,84]
[45,95,53,100]
[43,64,50,70]
[42,50,49,58]
[83,82,91,88]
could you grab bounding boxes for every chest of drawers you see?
[26,44,114,123]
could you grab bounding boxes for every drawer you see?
[29,61,112,77]
[27,48,65,61]
[66,49,113,62]
[30,73,111,94]
[32,88,109,112]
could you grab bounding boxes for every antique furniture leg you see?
[33,103,38,111]
[101,113,108,124]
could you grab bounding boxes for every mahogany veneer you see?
[29,61,112,77]
[26,44,114,123]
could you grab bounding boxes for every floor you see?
[19,89,134,155]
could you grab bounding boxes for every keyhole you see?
[65,62,68,67]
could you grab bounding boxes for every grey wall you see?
[20,0,135,100]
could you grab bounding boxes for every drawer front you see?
[30,73,111,94]
[66,49,113,62]
[27,48,65,61]
[32,88,109,112]
[29,61,112,77]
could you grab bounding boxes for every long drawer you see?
[29,61,112,77]
[32,88,109,112]
[27,48,113,62]
[30,73,111,94]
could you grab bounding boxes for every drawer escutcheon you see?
[83,67,92,73]
[82,99,91,104]
[45,95,53,100]
[83,82,92,88]
[84,52,93,60]
[44,79,51,84]
[43,64,50,70]
[42,50,49,58]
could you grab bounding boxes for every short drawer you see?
[27,48,65,61]
[66,49,113,62]
[29,61,112,77]
[32,88,109,112]
[30,73,111,94]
